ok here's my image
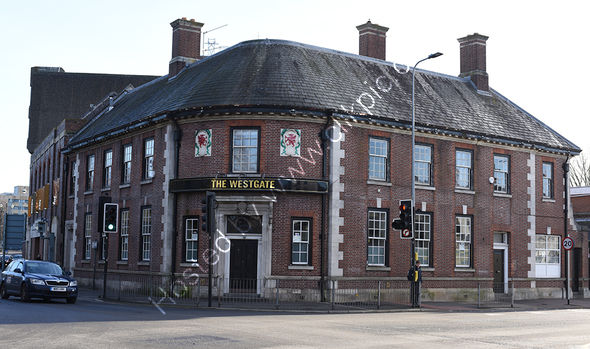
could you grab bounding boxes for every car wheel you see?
[66,297,77,304]
[20,284,31,302]
[0,283,9,299]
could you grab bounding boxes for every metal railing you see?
[95,273,206,306]
[83,272,523,310]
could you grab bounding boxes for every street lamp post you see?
[411,52,443,233]
[410,52,442,308]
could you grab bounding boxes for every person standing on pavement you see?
[410,260,422,308]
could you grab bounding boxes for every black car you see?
[0,260,78,303]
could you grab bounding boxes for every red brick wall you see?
[68,115,586,291]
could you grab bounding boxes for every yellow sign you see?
[210,178,276,190]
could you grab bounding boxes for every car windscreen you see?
[25,262,63,275]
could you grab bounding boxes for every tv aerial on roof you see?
[202,24,228,57]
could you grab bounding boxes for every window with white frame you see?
[414,144,432,186]
[84,213,92,260]
[86,155,95,191]
[292,219,311,265]
[494,155,510,193]
[185,217,199,262]
[69,161,76,196]
[141,207,152,261]
[143,138,154,179]
[369,138,388,181]
[535,234,560,278]
[455,149,473,190]
[415,213,432,267]
[103,149,112,188]
[368,210,387,266]
[542,162,554,198]
[232,129,259,173]
[122,144,132,184]
[119,209,129,261]
[455,216,472,267]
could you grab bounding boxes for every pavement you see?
[77,287,590,313]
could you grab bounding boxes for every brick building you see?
[61,18,585,301]
[27,68,158,267]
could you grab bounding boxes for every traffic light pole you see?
[409,53,442,308]
[202,191,216,308]
[208,205,213,308]
[103,233,108,299]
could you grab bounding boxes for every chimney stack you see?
[458,33,489,91]
[169,18,204,78]
[356,20,389,60]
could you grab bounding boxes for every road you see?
[1,295,590,348]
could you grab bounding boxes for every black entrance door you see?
[493,249,505,293]
[229,239,258,292]
[573,247,581,293]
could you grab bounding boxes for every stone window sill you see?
[180,262,200,268]
[288,265,314,270]
[137,261,150,266]
[226,173,261,178]
[367,180,392,187]
[542,198,556,203]
[81,260,91,264]
[455,189,475,195]
[366,266,391,271]
[421,267,435,272]
[454,268,475,272]
[416,185,436,191]
[116,261,128,265]
[84,191,93,196]
[140,179,153,185]
[493,192,512,198]
[119,184,131,189]
[101,187,111,192]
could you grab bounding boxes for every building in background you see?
[53,17,586,302]
[0,186,29,250]
[570,186,590,294]
[26,67,158,265]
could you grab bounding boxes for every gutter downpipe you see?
[60,158,68,268]
[563,154,570,304]
[319,116,331,302]
[170,117,182,283]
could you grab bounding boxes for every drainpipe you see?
[60,157,68,268]
[319,116,331,302]
[563,155,570,304]
[170,118,182,279]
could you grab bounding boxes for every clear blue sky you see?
[1,0,588,191]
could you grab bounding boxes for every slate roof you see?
[68,39,580,154]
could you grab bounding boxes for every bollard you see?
[217,276,222,307]
[275,279,279,310]
[377,281,381,310]
[331,280,335,310]
[477,283,481,308]
[510,281,514,308]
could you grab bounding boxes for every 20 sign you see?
[562,237,574,250]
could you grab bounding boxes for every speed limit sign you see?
[563,237,574,250]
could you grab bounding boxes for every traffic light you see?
[399,200,412,230]
[201,191,216,234]
[393,199,413,239]
[103,203,118,233]
[37,221,46,238]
